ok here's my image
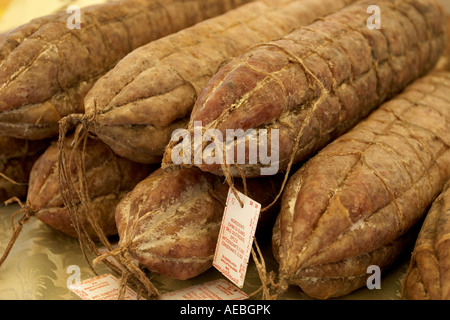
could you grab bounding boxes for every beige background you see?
[0,0,449,300]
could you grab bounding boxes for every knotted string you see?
[0,197,35,268]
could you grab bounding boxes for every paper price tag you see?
[69,274,144,300]
[213,189,261,288]
[160,279,248,300]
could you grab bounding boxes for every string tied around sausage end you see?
[0,197,36,269]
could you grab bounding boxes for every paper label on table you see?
[69,274,144,300]
[160,279,248,300]
[213,189,261,288]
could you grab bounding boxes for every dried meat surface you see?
[272,71,450,299]
[167,0,447,178]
